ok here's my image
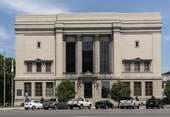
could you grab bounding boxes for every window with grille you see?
[24,82,31,96]
[145,82,153,96]
[36,62,41,72]
[125,61,131,72]
[46,63,51,72]
[144,61,150,72]
[46,82,53,97]
[35,82,42,96]
[134,82,141,96]
[134,62,140,72]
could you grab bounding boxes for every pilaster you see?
[76,34,82,74]
[94,34,100,73]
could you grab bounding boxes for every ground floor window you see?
[24,82,31,96]
[35,82,42,96]
[46,82,53,97]
[84,81,92,98]
[145,82,153,96]
[101,81,110,98]
[134,82,141,96]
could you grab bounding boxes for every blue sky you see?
[0,0,170,73]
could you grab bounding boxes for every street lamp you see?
[11,59,14,107]
[3,50,6,107]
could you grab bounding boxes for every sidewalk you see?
[0,107,23,111]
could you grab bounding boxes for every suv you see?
[146,99,164,109]
[120,96,140,109]
[43,98,68,110]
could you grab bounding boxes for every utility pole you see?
[11,59,14,107]
[3,50,6,107]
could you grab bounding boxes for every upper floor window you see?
[144,61,150,72]
[27,63,32,72]
[36,62,41,72]
[37,42,41,48]
[46,62,51,72]
[125,61,131,72]
[134,61,140,72]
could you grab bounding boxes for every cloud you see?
[0,0,68,14]
[0,27,11,40]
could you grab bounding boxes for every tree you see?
[164,80,170,104]
[55,80,76,101]
[0,54,15,105]
[110,80,131,107]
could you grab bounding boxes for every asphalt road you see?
[0,108,170,117]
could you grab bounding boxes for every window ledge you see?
[24,72,54,74]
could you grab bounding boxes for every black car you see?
[146,99,164,109]
[95,100,114,109]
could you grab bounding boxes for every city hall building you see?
[15,13,162,105]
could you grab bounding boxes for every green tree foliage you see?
[164,80,170,100]
[55,80,76,101]
[110,80,131,107]
[0,54,15,105]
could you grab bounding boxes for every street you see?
[0,109,170,117]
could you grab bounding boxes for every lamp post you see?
[3,50,6,107]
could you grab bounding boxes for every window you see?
[27,63,32,72]
[36,62,41,72]
[35,82,42,96]
[37,42,41,48]
[100,41,109,73]
[144,61,150,72]
[125,61,131,72]
[46,63,51,72]
[134,82,141,96]
[66,42,75,73]
[46,82,53,97]
[123,82,130,88]
[101,81,110,98]
[84,81,92,98]
[145,82,153,96]
[134,62,140,72]
[82,42,93,72]
[135,41,139,48]
[24,83,31,96]
[17,89,22,96]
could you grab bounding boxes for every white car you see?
[24,100,43,110]
[120,96,140,109]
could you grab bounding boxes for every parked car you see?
[95,100,114,109]
[24,100,43,110]
[120,96,140,109]
[146,99,164,109]
[67,97,92,109]
[43,98,68,110]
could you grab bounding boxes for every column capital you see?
[94,34,100,41]
[76,34,82,41]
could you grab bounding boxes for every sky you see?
[0,0,169,73]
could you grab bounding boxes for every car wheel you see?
[137,106,139,109]
[120,106,124,109]
[25,108,28,110]
[88,104,91,109]
[44,107,48,110]
[32,106,36,110]
[95,106,98,109]
[54,105,58,110]
[105,105,108,109]
[70,106,73,109]
[146,106,149,109]
[111,105,114,109]
[79,104,83,109]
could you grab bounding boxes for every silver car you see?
[120,96,139,109]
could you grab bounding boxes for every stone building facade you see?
[15,13,162,106]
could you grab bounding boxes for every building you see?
[15,13,162,106]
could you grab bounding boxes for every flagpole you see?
[4,50,6,107]
[11,59,14,107]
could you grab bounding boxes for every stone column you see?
[94,34,100,73]
[63,36,66,74]
[110,35,114,73]
[76,34,82,74]
[113,22,122,75]
[55,24,63,77]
